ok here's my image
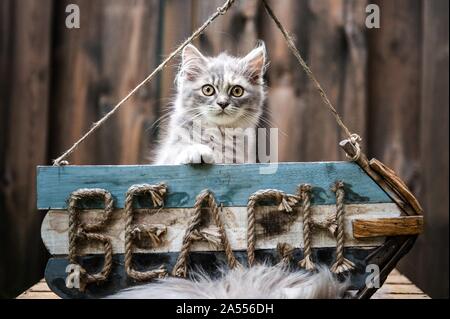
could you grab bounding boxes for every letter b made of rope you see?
[67,188,114,291]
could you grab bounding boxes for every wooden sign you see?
[37,162,422,299]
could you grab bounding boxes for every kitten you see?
[154,43,267,164]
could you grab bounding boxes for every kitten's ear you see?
[181,44,207,81]
[243,43,267,83]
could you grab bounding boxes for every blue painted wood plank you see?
[37,162,392,209]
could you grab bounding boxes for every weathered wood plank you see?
[48,0,103,165]
[37,162,393,209]
[399,0,449,298]
[384,269,413,284]
[16,291,60,300]
[372,293,430,299]
[377,283,426,295]
[367,0,422,192]
[49,0,161,165]
[98,0,161,164]
[353,216,423,238]
[41,203,400,255]
[44,248,376,299]
[373,268,431,299]
[25,282,52,293]
[369,159,423,214]
[0,0,52,298]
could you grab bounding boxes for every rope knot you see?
[75,228,86,238]
[130,224,167,245]
[189,227,222,249]
[217,0,235,15]
[298,184,312,200]
[343,134,362,162]
[332,181,345,193]
[172,189,241,277]
[278,194,299,212]
[277,242,295,266]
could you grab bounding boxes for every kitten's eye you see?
[202,85,215,96]
[230,85,244,97]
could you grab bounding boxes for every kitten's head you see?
[177,43,267,127]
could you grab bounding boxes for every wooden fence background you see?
[0,0,448,298]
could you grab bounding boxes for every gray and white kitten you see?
[154,43,267,164]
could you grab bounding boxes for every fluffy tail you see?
[107,264,349,299]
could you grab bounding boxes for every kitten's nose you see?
[217,101,230,109]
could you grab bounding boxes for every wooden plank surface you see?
[37,162,393,209]
[262,0,369,162]
[0,0,52,298]
[41,203,401,254]
[352,216,423,238]
[49,0,161,165]
[16,269,429,299]
[398,0,449,298]
[371,270,430,299]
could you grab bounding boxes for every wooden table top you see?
[16,269,429,299]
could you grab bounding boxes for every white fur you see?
[107,264,349,299]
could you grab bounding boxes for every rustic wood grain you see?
[98,0,161,164]
[262,0,368,162]
[159,0,193,136]
[36,162,393,209]
[369,159,423,214]
[340,140,417,216]
[49,0,103,165]
[353,216,423,239]
[372,270,430,299]
[0,0,52,298]
[367,0,422,192]
[194,0,259,56]
[398,0,449,298]
[41,203,401,254]
[49,0,161,165]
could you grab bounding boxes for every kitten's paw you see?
[177,144,215,164]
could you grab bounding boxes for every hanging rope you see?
[297,184,315,271]
[52,0,236,166]
[330,181,355,274]
[246,189,300,267]
[261,0,361,153]
[67,189,114,291]
[172,190,241,277]
[51,0,364,166]
[124,184,169,281]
